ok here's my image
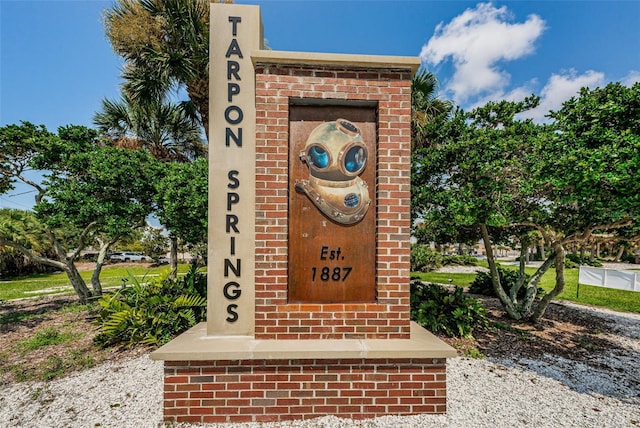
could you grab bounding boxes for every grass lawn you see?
[415,263,640,314]
[0,264,193,300]
[411,271,478,288]
[534,267,640,313]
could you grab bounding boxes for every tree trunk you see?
[49,235,92,301]
[521,250,557,317]
[614,245,624,262]
[169,234,178,279]
[531,243,566,322]
[91,237,118,296]
[64,261,92,303]
[91,256,105,297]
[538,242,546,260]
[511,240,527,303]
[480,224,521,319]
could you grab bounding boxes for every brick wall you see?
[254,64,413,340]
[163,358,447,424]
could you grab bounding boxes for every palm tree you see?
[411,69,453,150]
[94,92,206,162]
[104,0,225,140]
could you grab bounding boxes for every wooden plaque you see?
[288,105,376,303]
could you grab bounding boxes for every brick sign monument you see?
[151,3,455,424]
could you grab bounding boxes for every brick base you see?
[162,358,447,424]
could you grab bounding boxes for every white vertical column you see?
[208,4,262,336]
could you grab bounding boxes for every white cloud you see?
[421,2,545,103]
[518,70,605,122]
[622,70,640,86]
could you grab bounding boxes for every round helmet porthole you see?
[306,144,331,170]
[337,119,360,136]
[342,144,367,175]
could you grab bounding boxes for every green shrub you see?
[0,246,59,278]
[620,251,638,264]
[565,253,602,267]
[564,258,578,269]
[441,254,478,266]
[469,265,545,299]
[94,263,206,347]
[410,245,442,272]
[410,281,487,337]
[565,253,582,265]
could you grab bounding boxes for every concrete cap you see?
[151,322,456,361]
[252,49,421,73]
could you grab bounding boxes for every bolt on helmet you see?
[295,119,371,225]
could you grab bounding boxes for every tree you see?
[140,226,169,261]
[94,91,206,162]
[413,98,545,319]
[411,69,453,150]
[0,122,161,301]
[521,82,640,319]
[412,83,640,322]
[155,157,208,250]
[103,0,224,139]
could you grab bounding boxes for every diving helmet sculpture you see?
[295,119,371,225]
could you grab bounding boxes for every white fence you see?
[578,266,640,292]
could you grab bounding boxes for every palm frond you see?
[173,294,206,308]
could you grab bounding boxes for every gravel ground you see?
[1,305,638,428]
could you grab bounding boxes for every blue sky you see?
[1,0,639,209]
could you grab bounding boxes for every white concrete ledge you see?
[150,322,456,361]
[251,49,421,73]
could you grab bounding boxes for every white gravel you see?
[1,305,639,428]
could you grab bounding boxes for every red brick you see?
[265,406,294,414]
[175,399,200,407]
[215,407,239,415]
[363,405,387,413]
[200,399,225,407]
[164,407,188,416]
[339,389,364,397]
[176,384,200,392]
[176,415,202,423]
[201,383,225,391]
[189,407,214,415]
[338,405,362,413]
[166,376,188,384]
[388,405,411,413]
[313,405,338,413]
[202,416,230,423]
[165,392,188,400]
